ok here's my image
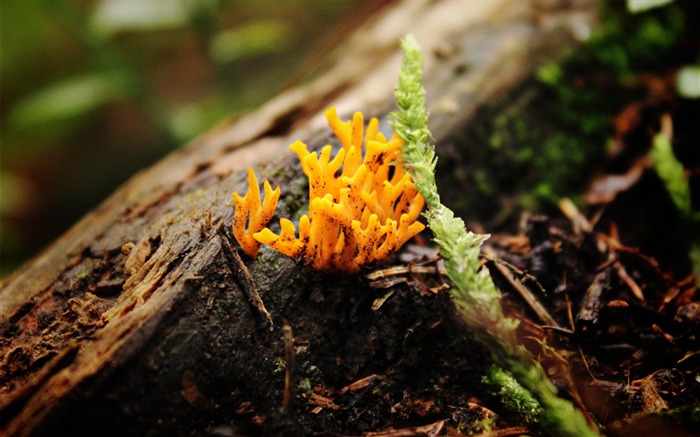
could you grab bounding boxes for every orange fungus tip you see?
[231,107,425,272]
[231,168,280,258]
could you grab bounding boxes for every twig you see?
[282,325,296,412]
[339,374,380,394]
[575,269,609,334]
[471,427,531,437]
[578,346,598,382]
[484,254,548,297]
[486,251,558,328]
[365,265,448,281]
[613,260,645,302]
[362,420,444,437]
[220,232,273,327]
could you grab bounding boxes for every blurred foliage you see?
[438,2,700,235]
[2,1,697,278]
[651,123,692,216]
[676,65,700,99]
[626,0,674,14]
[7,73,125,131]
[524,1,687,204]
[1,0,367,276]
[452,1,696,226]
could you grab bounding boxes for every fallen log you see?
[0,1,598,435]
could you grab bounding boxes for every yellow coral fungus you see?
[232,168,281,258]
[232,107,425,273]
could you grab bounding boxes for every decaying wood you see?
[0,1,598,435]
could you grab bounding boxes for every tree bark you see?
[0,1,598,435]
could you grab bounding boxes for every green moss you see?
[456,85,605,218]
[483,365,543,427]
[450,2,688,219]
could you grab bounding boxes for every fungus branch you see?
[232,108,425,272]
[392,34,598,437]
[232,168,281,258]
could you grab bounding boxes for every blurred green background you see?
[2,0,697,279]
[1,0,376,276]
